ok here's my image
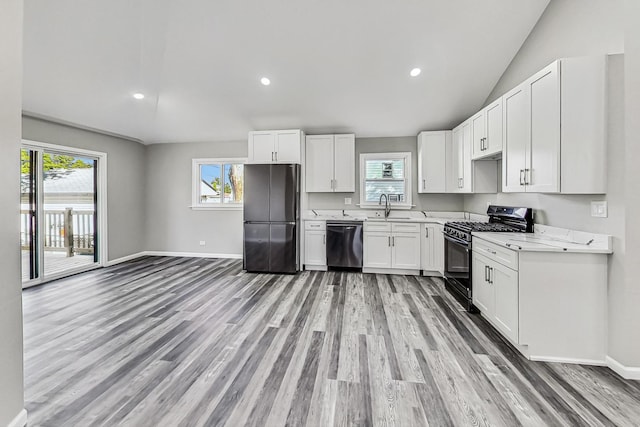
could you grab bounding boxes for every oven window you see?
[445,238,469,275]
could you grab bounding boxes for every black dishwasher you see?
[326,221,363,270]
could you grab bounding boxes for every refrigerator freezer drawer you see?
[243,222,298,274]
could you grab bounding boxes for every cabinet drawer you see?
[305,221,326,231]
[364,222,391,232]
[473,238,518,270]
[391,222,420,233]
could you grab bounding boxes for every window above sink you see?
[359,152,412,209]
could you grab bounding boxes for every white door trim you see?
[21,140,109,281]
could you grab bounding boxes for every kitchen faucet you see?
[379,194,391,218]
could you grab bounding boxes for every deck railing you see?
[20,208,95,256]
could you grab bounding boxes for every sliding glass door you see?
[21,143,104,286]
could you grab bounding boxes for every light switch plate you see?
[344,197,352,205]
[590,201,608,218]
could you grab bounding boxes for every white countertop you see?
[302,210,466,225]
[473,224,613,254]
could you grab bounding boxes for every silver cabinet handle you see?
[519,169,525,185]
[422,179,426,190]
[484,248,497,255]
[425,228,429,238]
[271,152,275,162]
[524,168,530,185]
[388,236,391,247]
[275,151,278,162]
[392,236,395,246]
[485,265,489,282]
[489,267,494,284]
[323,234,325,244]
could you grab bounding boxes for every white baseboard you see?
[606,356,640,380]
[363,267,420,276]
[7,409,27,427]
[106,251,242,266]
[106,251,147,266]
[304,265,328,271]
[142,251,243,260]
[529,355,606,366]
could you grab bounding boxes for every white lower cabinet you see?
[420,224,444,274]
[472,248,519,344]
[391,233,420,270]
[363,231,393,268]
[363,222,420,272]
[492,263,519,342]
[304,221,326,270]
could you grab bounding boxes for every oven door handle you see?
[444,234,470,248]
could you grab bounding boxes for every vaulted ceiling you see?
[23,0,550,144]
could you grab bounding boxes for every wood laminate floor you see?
[23,256,640,426]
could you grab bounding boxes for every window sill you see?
[189,205,243,211]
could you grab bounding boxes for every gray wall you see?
[144,141,247,255]
[620,0,640,368]
[484,0,624,104]
[0,0,25,425]
[465,0,640,368]
[308,136,464,212]
[22,117,148,261]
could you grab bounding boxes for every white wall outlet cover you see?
[344,197,352,205]
[199,240,206,246]
[590,201,608,218]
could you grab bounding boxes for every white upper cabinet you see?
[305,135,334,192]
[417,131,450,193]
[502,56,606,194]
[528,62,560,193]
[451,121,468,192]
[450,121,496,194]
[248,130,303,164]
[305,134,355,193]
[471,98,503,160]
[470,110,485,159]
[333,134,356,192]
[275,130,303,163]
[502,82,530,192]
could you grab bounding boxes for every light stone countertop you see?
[302,210,467,225]
[473,224,613,254]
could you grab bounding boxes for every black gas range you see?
[443,205,533,312]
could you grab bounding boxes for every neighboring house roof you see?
[200,179,219,196]
[21,168,95,194]
[43,169,95,193]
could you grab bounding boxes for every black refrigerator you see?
[243,164,300,273]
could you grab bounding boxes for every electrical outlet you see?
[344,197,352,205]
[199,240,206,246]
[590,201,608,218]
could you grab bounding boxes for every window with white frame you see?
[192,158,246,209]
[359,152,412,207]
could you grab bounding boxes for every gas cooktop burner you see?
[445,221,523,233]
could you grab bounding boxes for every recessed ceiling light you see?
[133,93,145,100]
[260,77,271,86]
[410,68,422,77]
